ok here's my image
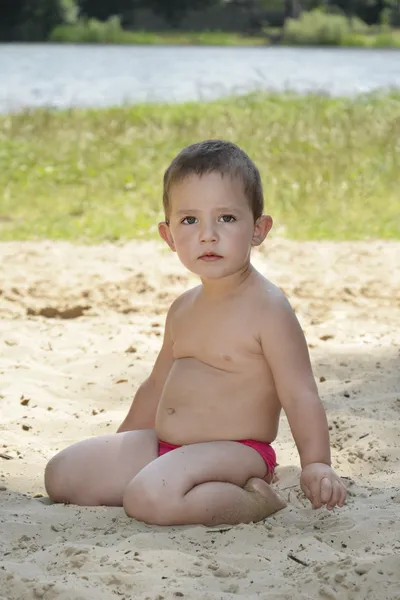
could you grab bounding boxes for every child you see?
[45,140,347,526]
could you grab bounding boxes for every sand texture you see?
[1,239,399,600]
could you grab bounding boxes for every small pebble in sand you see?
[125,345,137,353]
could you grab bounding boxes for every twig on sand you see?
[288,552,309,567]
[0,453,13,460]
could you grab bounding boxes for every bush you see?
[50,16,126,44]
[282,9,368,46]
[371,30,400,48]
[61,0,79,25]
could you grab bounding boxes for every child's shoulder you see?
[167,285,201,315]
[251,270,293,314]
[252,270,285,300]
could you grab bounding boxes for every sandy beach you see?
[1,238,399,600]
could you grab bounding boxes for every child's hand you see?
[300,463,347,510]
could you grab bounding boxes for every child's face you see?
[159,173,272,279]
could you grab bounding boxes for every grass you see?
[50,26,400,48]
[50,24,267,46]
[0,91,399,242]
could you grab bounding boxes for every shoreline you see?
[47,27,400,49]
[9,39,400,49]
[43,38,400,49]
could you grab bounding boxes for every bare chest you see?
[172,302,261,368]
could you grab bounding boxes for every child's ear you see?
[252,215,273,247]
[158,221,176,251]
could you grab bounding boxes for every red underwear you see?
[158,439,276,476]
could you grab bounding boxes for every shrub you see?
[372,30,400,48]
[282,9,368,46]
[50,16,126,44]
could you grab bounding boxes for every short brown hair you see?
[163,140,264,222]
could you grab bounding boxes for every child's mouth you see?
[199,253,223,261]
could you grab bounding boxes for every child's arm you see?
[117,301,176,433]
[261,292,347,510]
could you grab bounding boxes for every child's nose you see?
[200,222,218,243]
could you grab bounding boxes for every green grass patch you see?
[1,92,399,242]
[50,19,266,46]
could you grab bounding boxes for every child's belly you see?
[155,357,281,446]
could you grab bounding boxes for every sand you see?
[0,239,399,600]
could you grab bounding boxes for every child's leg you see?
[45,430,158,506]
[123,441,286,525]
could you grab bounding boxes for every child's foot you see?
[244,477,287,520]
[263,470,279,484]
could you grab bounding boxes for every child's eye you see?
[181,216,198,225]
[219,215,236,223]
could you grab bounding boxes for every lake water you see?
[1,43,399,113]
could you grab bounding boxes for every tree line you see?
[1,0,399,42]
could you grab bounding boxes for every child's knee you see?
[45,452,95,505]
[44,453,68,503]
[123,478,177,525]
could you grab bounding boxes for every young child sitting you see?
[45,139,347,526]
